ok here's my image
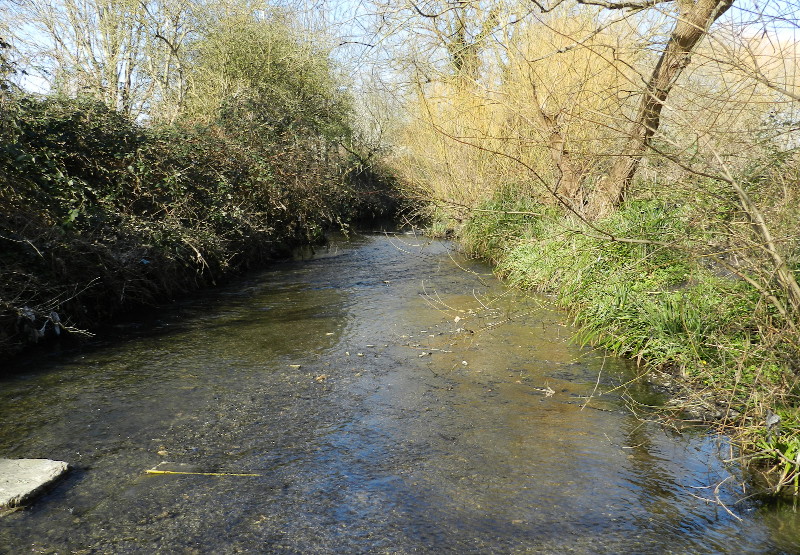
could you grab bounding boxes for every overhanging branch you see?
[576,0,673,11]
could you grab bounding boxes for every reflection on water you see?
[0,233,797,553]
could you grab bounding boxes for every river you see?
[0,233,798,553]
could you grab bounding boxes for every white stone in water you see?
[0,458,69,509]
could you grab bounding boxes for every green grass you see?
[457,190,800,494]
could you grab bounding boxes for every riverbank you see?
[0,95,399,361]
[435,189,800,495]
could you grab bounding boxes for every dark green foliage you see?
[1,96,144,223]
[0,92,397,358]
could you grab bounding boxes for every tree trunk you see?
[548,128,585,206]
[526,78,586,206]
[589,0,735,218]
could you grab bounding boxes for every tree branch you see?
[576,0,673,10]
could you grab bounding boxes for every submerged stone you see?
[0,458,69,510]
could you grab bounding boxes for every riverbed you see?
[0,233,798,553]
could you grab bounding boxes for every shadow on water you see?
[0,233,798,553]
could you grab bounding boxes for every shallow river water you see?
[1,233,799,553]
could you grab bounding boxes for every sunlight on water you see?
[0,234,797,553]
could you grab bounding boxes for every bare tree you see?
[586,0,736,217]
[6,0,202,120]
[139,0,194,122]
[11,0,149,115]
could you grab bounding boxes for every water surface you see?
[1,233,798,553]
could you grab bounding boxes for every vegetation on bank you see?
[455,186,798,401]
[0,12,398,360]
[425,177,800,493]
[377,2,800,494]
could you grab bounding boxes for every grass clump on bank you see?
[454,188,800,494]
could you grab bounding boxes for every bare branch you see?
[576,0,672,12]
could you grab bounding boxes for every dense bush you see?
[0,92,397,358]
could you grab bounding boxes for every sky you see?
[4,0,798,99]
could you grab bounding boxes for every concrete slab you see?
[0,458,69,509]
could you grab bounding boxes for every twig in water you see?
[582,354,607,410]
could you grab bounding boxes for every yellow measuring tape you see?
[145,469,262,477]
